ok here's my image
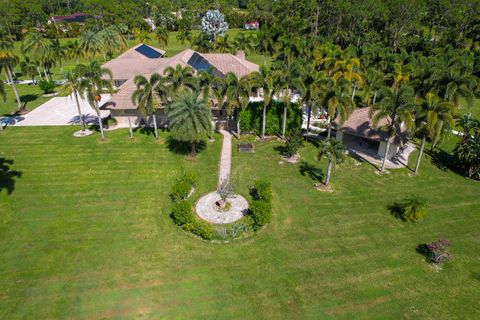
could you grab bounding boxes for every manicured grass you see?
[0,127,479,318]
[0,84,53,116]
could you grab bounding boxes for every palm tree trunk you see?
[37,65,43,80]
[95,102,105,140]
[152,112,158,139]
[327,121,332,138]
[73,90,85,131]
[282,103,287,138]
[128,117,133,139]
[6,65,22,111]
[373,90,377,105]
[325,159,332,186]
[43,63,49,81]
[414,135,426,174]
[306,106,312,135]
[381,141,390,172]
[236,116,241,139]
[191,140,196,155]
[351,82,357,101]
[261,104,267,139]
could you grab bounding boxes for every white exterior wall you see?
[378,141,399,158]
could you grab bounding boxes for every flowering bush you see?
[426,239,452,264]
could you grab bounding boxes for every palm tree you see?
[65,40,83,64]
[163,65,197,99]
[79,30,103,61]
[323,77,354,138]
[155,27,169,48]
[272,60,302,138]
[250,65,274,139]
[233,33,255,56]
[0,77,5,101]
[332,57,363,100]
[362,68,384,106]
[49,39,66,74]
[20,57,37,82]
[99,27,127,60]
[317,138,345,187]
[77,61,114,140]
[22,30,51,80]
[0,31,21,111]
[369,85,416,172]
[214,35,232,53]
[414,92,456,173]
[168,91,213,155]
[133,28,152,44]
[225,72,252,138]
[176,29,192,48]
[257,26,274,64]
[59,68,87,131]
[131,73,163,139]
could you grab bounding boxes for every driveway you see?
[1,94,111,127]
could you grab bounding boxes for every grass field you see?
[0,126,479,319]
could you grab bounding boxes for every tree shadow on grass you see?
[273,145,287,156]
[299,161,324,183]
[166,136,206,155]
[387,202,406,221]
[428,147,455,172]
[416,243,432,262]
[0,158,23,195]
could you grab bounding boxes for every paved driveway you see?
[1,94,111,127]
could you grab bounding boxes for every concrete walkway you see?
[218,130,232,187]
[195,130,249,224]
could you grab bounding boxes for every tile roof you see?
[333,107,407,145]
[104,49,259,110]
[102,44,166,80]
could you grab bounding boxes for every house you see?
[47,12,93,24]
[333,108,408,159]
[102,46,259,128]
[243,21,259,30]
[103,43,166,88]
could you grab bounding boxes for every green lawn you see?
[0,127,479,318]
[1,84,53,116]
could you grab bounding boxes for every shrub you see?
[250,180,272,202]
[453,133,480,181]
[183,219,213,240]
[102,117,117,128]
[398,198,427,222]
[218,176,233,202]
[284,130,303,157]
[418,239,452,264]
[171,200,194,226]
[250,199,272,227]
[170,171,198,202]
[38,80,56,94]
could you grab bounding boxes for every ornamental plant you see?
[398,197,427,222]
[284,130,303,157]
[201,10,228,41]
[426,239,452,264]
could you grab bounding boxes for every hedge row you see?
[239,101,302,136]
[169,171,213,240]
[249,180,273,228]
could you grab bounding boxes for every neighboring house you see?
[243,21,259,30]
[333,108,408,159]
[47,12,93,24]
[102,46,259,128]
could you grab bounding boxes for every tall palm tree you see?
[162,65,197,99]
[49,39,66,74]
[362,68,384,106]
[77,61,114,140]
[131,73,163,139]
[272,60,302,138]
[59,68,87,131]
[298,64,328,135]
[369,85,416,172]
[167,91,213,155]
[225,72,251,138]
[79,30,103,61]
[317,138,345,187]
[20,57,37,82]
[99,27,127,60]
[233,33,255,56]
[0,31,21,111]
[250,65,274,139]
[332,57,363,100]
[414,92,456,173]
[22,30,51,80]
[155,27,169,48]
[323,77,354,138]
[257,26,274,64]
